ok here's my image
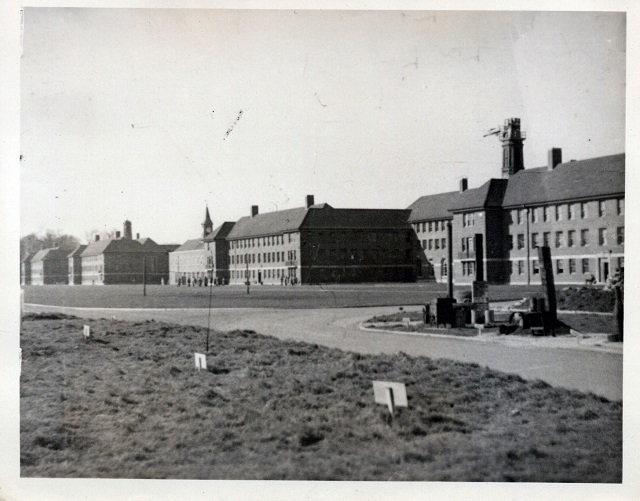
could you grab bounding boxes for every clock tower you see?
[202,206,213,240]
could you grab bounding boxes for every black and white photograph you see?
[1,2,638,500]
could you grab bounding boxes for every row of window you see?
[231,268,290,280]
[511,257,624,276]
[231,234,290,250]
[513,198,624,225]
[232,250,294,266]
[512,227,624,250]
[413,220,448,233]
[421,238,447,251]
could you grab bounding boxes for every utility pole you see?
[246,255,250,294]
[142,255,146,297]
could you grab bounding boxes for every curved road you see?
[25,304,622,401]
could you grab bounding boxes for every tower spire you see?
[202,205,213,240]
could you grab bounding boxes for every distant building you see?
[30,248,69,285]
[67,245,87,285]
[170,207,235,285]
[227,195,416,285]
[80,221,177,285]
[21,252,36,285]
[407,118,625,285]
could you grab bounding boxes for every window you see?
[441,259,448,277]
[555,205,562,221]
[556,259,564,274]
[422,222,426,232]
[422,240,426,250]
[517,234,525,250]
[516,210,522,225]
[569,259,576,274]
[581,258,590,274]
[428,222,433,232]
[598,228,607,246]
[543,232,550,247]
[617,227,624,245]
[531,233,539,248]
[598,200,606,217]
[581,202,587,219]
[463,213,474,227]
[568,204,575,220]
[434,239,440,250]
[531,208,538,223]
[555,231,563,248]
[567,230,575,247]
[517,260,524,275]
[617,198,624,216]
[618,257,624,271]
[508,234,514,250]
[581,229,589,247]
[543,206,550,222]
[532,259,539,274]
[461,238,466,252]
[462,261,475,277]
[441,238,446,249]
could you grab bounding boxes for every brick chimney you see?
[251,205,259,218]
[306,195,315,209]
[548,148,562,170]
[459,178,468,193]
[115,231,121,238]
[136,233,140,239]
[123,220,132,239]
[95,235,100,242]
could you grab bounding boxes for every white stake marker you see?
[194,353,207,371]
[82,325,91,339]
[373,381,408,416]
[402,317,411,327]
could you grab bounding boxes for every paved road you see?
[25,304,622,401]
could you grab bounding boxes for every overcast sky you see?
[20,9,626,245]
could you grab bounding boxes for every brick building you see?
[203,220,235,285]
[30,248,69,285]
[67,244,87,285]
[80,221,177,285]
[227,195,416,285]
[408,118,625,285]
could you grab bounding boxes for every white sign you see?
[373,381,408,414]
[194,353,207,371]
[83,325,91,338]
[402,317,411,327]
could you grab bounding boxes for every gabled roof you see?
[227,206,310,239]
[502,153,625,208]
[160,244,181,252]
[31,248,68,262]
[67,244,87,259]
[301,208,412,229]
[204,221,236,242]
[81,238,143,257]
[407,191,459,222]
[173,239,204,252]
[448,179,508,212]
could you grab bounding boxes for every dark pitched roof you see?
[160,244,181,252]
[502,153,625,208]
[204,222,236,242]
[449,179,508,212]
[173,239,204,252]
[66,244,87,259]
[81,238,143,257]
[31,248,68,262]
[227,207,310,239]
[407,191,459,222]
[300,208,412,229]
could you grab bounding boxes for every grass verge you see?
[20,314,621,481]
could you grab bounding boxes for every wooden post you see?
[142,255,146,297]
[246,255,250,294]
[447,221,454,299]
[537,246,556,335]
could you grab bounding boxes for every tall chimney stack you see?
[123,220,132,240]
[459,178,468,193]
[115,231,121,238]
[136,233,140,240]
[306,195,315,209]
[548,148,562,170]
[251,205,259,218]
[95,235,100,242]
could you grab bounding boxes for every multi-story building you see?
[407,118,625,285]
[227,195,416,285]
[169,239,205,285]
[67,244,87,285]
[80,221,177,285]
[30,248,69,285]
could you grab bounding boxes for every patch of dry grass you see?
[20,315,622,481]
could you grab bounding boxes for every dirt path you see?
[25,304,622,401]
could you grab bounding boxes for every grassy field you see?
[22,283,608,310]
[21,313,622,481]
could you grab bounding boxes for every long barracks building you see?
[408,118,625,286]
